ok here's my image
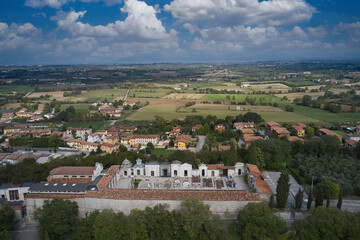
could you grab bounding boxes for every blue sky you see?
[0,0,359,64]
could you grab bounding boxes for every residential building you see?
[174,135,191,149]
[267,121,280,131]
[31,129,51,137]
[319,128,342,141]
[287,136,305,143]
[66,127,92,139]
[244,135,263,148]
[233,122,254,130]
[215,124,226,131]
[273,127,290,138]
[345,133,360,142]
[241,128,254,139]
[192,125,202,132]
[123,101,136,107]
[4,125,25,135]
[100,142,119,153]
[1,112,14,120]
[134,135,159,146]
[292,123,306,137]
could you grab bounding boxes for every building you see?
[345,133,360,142]
[145,161,160,177]
[241,128,254,139]
[81,142,99,152]
[48,165,96,183]
[233,122,254,130]
[346,139,357,147]
[1,112,15,120]
[287,136,305,143]
[171,161,192,177]
[215,124,226,131]
[0,182,34,202]
[273,127,290,138]
[123,101,136,107]
[66,128,92,139]
[105,135,119,145]
[31,129,51,137]
[174,135,191,149]
[100,142,119,153]
[246,164,273,198]
[267,121,280,131]
[168,126,181,137]
[244,135,263,148]
[4,125,25,135]
[292,123,306,137]
[192,125,202,132]
[319,128,342,141]
[133,135,159,146]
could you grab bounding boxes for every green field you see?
[151,148,174,157]
[60,104,91,113]
[129,88,169,98]
[62,121,109,132]
[188,82,226,89]
[285,81,318,87]
[202,94,281,102]
[0,87,33,94]
[78,88,128,101]
[125,106,318,123]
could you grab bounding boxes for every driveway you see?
[194,135,206,152]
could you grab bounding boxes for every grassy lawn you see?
[0,86,33,94]
[78,88,128,101]
[62,121,108,132]
[151,148,174,157]
[125,106,317,122]
[60,103,91,113]
[333,130,347,138]
[202,94,282,102]
[279,103,360,122]
[129,88,169,98]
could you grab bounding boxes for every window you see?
[202,169,205,177]
[211,171,215,177]
[72,176,77,178]
[238,169,241,175]
[184,170,188,177]
[80,176,85,178]
[1,195,4,198]
[131,169,134,175]
[9,190,19,201]
[174,170,177,176]
[64,175,69,178]
[151,171,154,176]
[137,170,140,175]
[124,171,127,176]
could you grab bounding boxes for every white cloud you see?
[183,23,198,35]
[307,25,328,38]
[56,0,177,42]
[165,0,315,27]
[25,0,122,9]
[333,22,360,43]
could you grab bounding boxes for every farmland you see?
[202,94,282,102]
[0,86,33,94]
[60,103,91,113]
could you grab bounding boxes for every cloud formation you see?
[165,0,315,26]
[25,0,122,8]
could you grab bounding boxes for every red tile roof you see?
[50,166,94,176]
[254,179,273,195]
[319,128,342,141]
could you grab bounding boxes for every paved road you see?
[12,222,39,240]
[195,135,206,152]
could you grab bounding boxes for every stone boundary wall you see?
[85,189,260,201]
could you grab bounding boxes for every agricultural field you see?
[125,105,317,123]
[163,93,206,100]
[247,83,291,92]
[60,103,91,113]
[202,94,282,103]
[128,88,169,98]
[0,103,21,109]
[284,81,319,87]
[28,91,68,98]
[275,92,325,101]
[190,104,283,112]
[77,88,128,101]
[128,98,194,107]
[0,86,33,94]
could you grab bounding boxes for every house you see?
[105,135,119,145]
[244,135,263,148]
[241,128,254,139]
[287,136,305,143]
[117,126,137,133]
[120,133,133,145]
[292,123,306,137]
[273,127,290,138]
[1,112,14,120]
[215,124,226,131]
[100,142,119,153]
[346,139,358,147]
[31,129,51,137]
[168,126,181,137]
[267,121,280,131]
[192,125,202,132]
[356,125,360,134]
[66,128,92,139]
[174,135,191,149]
[233,122,254,130]
[82,142,99,152]
[345,133,360,142]
[98,104,111,110]
[4,125,25,135]
[44,113,55,119]
[134,135,159,146]
[319,128,342,141]
[123,101,136,107]
[16,108,33,118]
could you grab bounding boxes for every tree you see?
[0,203,14,233]
[295,188,304,210]
[315,186,324,208]
[293,207,360,240]
[304,126,314,137]
[75,210,100,240]
[177,198,223,240]
[337,188,343,210]
[236,202,287,240]
[276,172,290,208]
[35,198,79,240]
[229,140,237,166]
[320,180,340,199]
[93,210,127,240]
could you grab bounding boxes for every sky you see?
[0,0,359,64]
